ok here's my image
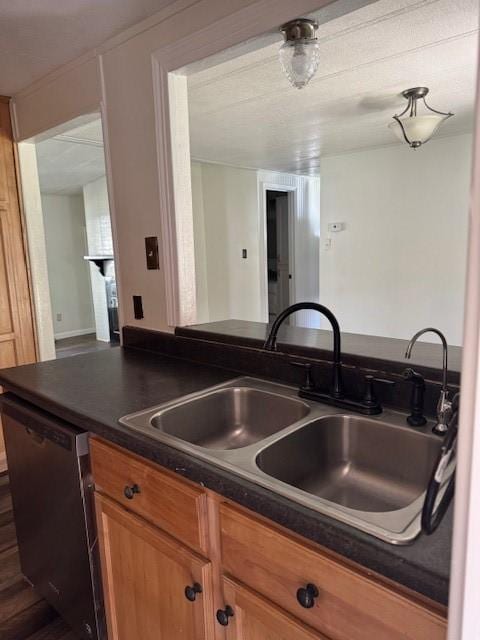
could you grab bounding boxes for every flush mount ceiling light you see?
[279,18,320,89]
[388,87,453,149]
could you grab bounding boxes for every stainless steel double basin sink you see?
[120,377,452,544]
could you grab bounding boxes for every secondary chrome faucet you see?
[405,327,452,435]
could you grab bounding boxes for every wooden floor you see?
[55,334,115,360]
[0,473,77,639]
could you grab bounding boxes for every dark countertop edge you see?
[0,361,449,608]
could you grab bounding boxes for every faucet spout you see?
[264,302,342,398]
[405,327,448,393]
[405,327,451,434]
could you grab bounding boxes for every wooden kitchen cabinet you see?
[91,437,447,640]
[95,493,214,640]
[221,576,328,640]
[219,503,447,640]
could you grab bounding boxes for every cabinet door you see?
[95,493,214,640]
[221,576,329,640]
[0,98,37,471]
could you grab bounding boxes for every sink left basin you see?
[120,378,311,451]
[151,386,310,450]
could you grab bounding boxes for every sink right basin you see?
[256,414,441,513]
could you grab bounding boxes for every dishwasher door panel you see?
[2,400,100,640]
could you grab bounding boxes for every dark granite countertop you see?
[0,346,451,606]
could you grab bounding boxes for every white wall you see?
[42,193,95,338]
[319,133,472,345]
[11,0,470,343]
[12,0,328,333]
[191,161,262,322]
[191,161,320,325]
[83,176,113,342]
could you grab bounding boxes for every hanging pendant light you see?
[279,19,320,90]
[388,87,453,149]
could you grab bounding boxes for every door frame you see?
[447,46,480,638]
[259,184,296,324]
[15,105,122,357]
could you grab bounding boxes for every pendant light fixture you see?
[388,87,453,149]
[279,18,320,89]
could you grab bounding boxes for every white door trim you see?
[447,46,480,639]
[16,142,56,361]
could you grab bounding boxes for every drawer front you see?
[91,438,208,554]
[219,504,446,640]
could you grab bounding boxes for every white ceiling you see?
[187,0,480,175]
[36,118,105,195]
[0,0,177,95]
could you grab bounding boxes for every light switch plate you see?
[145,236,159,270]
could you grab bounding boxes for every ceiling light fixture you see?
[279,18,320,90]
[388,87,453,149]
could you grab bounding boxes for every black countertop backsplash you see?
[0,331,452,607]
[176,319,462,383]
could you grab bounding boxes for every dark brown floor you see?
[0,473,77,639]
[55,333,115,360]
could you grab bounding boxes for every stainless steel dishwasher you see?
[1,393,105,640]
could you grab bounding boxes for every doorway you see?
[266,190,291,322]
[18,114,119,360]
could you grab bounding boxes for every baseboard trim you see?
[54,328,96,340]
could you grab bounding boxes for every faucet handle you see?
[362,375,395,410]
[290,361,315,391]
[403,367,425,384]
[362,375,377,407]
[403,368,427,426]
[433,388,454,435]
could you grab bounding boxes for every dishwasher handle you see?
[1,393,80,452]
[25,427,45,446]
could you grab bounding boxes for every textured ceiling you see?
[187,0,480,174]
[0,0,177,95]
[36,118,105,195]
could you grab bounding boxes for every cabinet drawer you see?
[219,504,446,640]
[91,438,208,554]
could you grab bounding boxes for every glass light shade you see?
[279,39,320,89]
[388,114,447,148]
